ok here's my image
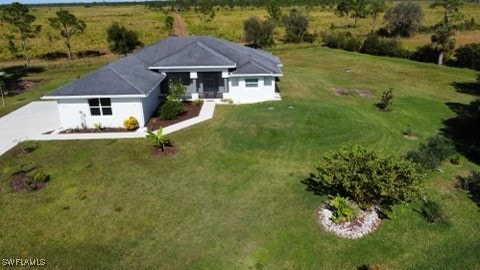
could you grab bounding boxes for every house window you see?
[245,78,258,88]
[168,72,191,86]
[88,98,112,116]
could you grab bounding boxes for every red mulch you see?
[10,172,48,192]
[146,101,201,131]
[60,127,131,134]
[151,145,178,156]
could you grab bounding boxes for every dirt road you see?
[173,13,188,36]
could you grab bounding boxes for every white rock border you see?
[317,204,381,239]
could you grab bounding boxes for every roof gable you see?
[152,41,236,67]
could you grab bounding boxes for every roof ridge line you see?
[213,37,277,66]
[108,61,144,95]
[193,41,236,64]
[247,59,271,73]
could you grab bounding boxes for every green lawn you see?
[0,55,116,117]
[1,47,479,269]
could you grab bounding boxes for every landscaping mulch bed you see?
[11,172,48,193]
[332,86,350,96]
[353,88,374,98]
[317,204,381,239]
[333,86,374,98]
[60,127,131,134]
[146,101,201,131]
[151,145,178,156]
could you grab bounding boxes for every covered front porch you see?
[162,71,228,99]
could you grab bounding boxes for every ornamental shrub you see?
[308,144,423,212]
[193,99,204,107]
[123,116,139,130]
[160,100,184,120]
[327,195,358,223]
[360,34,407,58]
[419,199,449,224]
[33,171,50,183]
[458,170,480,205]
[406,135,455,170]
[322,31,362,52]
[378,89,394,111]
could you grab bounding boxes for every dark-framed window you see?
[245,78,259,88]
[88,98,112,116]
[168,72,191,86]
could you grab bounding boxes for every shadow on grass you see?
[456,174,480,208]
[441,101,480,164]
[301,174,329,196]
[451,82,480,96]
[1,66,45,96]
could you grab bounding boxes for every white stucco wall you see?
[57,97,145,129]
[227,76,276,104]
[142,86,161,125]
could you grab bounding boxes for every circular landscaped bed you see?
[318,204,381,239]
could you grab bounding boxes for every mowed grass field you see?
[0,55,117,117]
[1,46,479,269]
[1,2,480,59]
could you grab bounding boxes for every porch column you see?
[190,72,198,93]
[224,78,228,92]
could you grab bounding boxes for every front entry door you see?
[203,73,219,98]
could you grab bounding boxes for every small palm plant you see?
[146,127,171,152]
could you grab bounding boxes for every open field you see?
[0,54,117,117]
[1,2,480,60]
[1,46,479,269]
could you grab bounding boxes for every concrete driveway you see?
[0,101,60,156]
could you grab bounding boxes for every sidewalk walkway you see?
[30,100,217,141]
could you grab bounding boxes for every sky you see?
[0,0,144,4]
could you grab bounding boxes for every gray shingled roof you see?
[46,36,282,97]
[135,36,282,75]
[46,55,165,97]
[152,41,236,67]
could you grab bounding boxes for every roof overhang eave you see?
[42,94,147,100]
[228,73,283,77]
[148,64,236,70]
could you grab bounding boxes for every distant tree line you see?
[1,2,142,66]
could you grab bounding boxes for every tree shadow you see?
[1,66,45,96]
[456,175,480,208]
[451,82,480,96]
[300,175,326,196]
[441,101,480,164]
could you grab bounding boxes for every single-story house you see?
[43,36,283,129]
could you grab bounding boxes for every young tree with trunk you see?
[1,2,41,65]
[165,15,174,34]
[106,22,142,56]
[430,0,464,24]
[335,0,353,27]
[266,0,282,24]
[368,0,386,31]
[48,10,86,62]
[384,2,424,37]
[243,16,275,48]
[282,9,309,43]
[430,0,464,65]
[431,24,456,65]
[0,72,6,106]
[196,0,216,30]
[350,0,369,27]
